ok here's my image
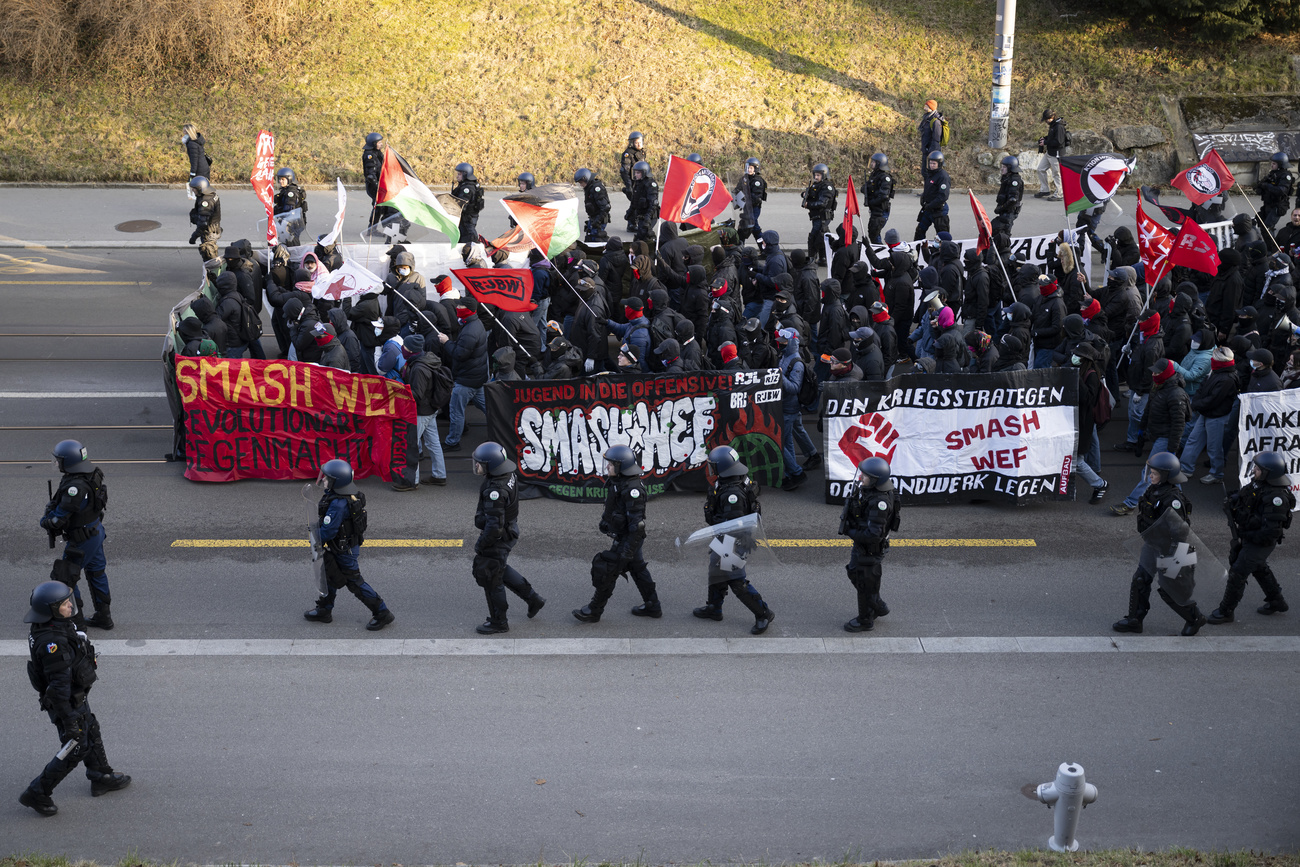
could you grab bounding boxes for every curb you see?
[0,240,193,249]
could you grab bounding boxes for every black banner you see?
[485,371,788,502]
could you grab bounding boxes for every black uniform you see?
[838,478,900,629]
[583,477,660,617]
[992,171,1024,237]
[274,183,308,245]
[620,145,646,199]
[1117,480,1205,633]
[40,465,111,628]
[188,190,222,245]
[1258,166,1296,233]
[802,177,837,263]
[583,176,612,241]
[740,171,768,243]
[914,168,951,240]
[696,476,775,628]
[453,177,486,242]
[863,168,894,244]
[473,468,545,631]
[24,619,127,806]
[627,175,660,244]
[1217,480,1295,617]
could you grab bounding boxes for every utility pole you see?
[989,0,1016,148]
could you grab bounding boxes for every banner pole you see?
[1235,188,1281,251]
[386,284,443,339]
[475,303,537,361]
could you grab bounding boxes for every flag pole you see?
[501,197,603,321]
[1234,188,1281,251]
[385,283,443,339]
[476,303,537,361]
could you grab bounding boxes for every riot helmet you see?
[603,445,642,478]
[812,163,829,179]
[53,439,90,473]
[745,157,760,174]
[870,153,888,171]
[365,132,384,147]
[472,441,515,476]
[455,162,475,181]
[517,172,535,190]
[1252,451,1291,486]
[1273,152,1291,171]
[24,581,75,624]
[574,168,593,185]
[1001,154,1019,173]
[686,153,702,164]
[928,150,945,168]
[1145,451,1187,485]
[856,456,893,491]
[633,160,650,179]
[276,167,296,185]
[707,445,748,478]
[189,176,210,195]
[628,131,643,146]
[318,458,357,494]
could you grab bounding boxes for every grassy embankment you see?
[0,0,1297,188]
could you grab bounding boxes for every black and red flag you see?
[1170,149,1235,206]
[1060,153,1135,214]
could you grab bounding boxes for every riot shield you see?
[1128,507,1224,608]
[302,481,328,595]
[675,513,779,585]
[273,208,306,246]
[359,211,424,245]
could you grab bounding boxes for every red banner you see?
[452,268,536,311]
[174,357,417,482]
[842,173,860,242]
[1136,197,1175,287]
[251,130,277,246]
[659,155,733,232]
[968,189,994,253]
[1170,148,1235,206]
[1169,217,1221,275]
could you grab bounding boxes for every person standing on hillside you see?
[181,123,211,201]
[918,100,944,186]
[1035,109,1068,201]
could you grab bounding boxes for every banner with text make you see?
[174,356,418,483]
[486,370,787,502]
[821,369,1079,505]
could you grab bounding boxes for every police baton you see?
[46,479,56,549]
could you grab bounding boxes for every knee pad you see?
[472,555,502,588]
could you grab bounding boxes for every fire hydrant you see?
[1035,762,1098,852]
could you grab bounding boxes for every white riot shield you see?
[302,481,328,594]
[273,208,305,245]
[675,513,778,585]
[1129,507,1223,608]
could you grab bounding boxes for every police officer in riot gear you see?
[1257,152,1295,233]
[626,161,659,245]
[802,163,837,266]
[740,157,768,243]
[472,442,546,633]
[362,133,398,226]
[1112,452,1207,636]
[453,162,485,243]
[303,459,394,630]
[274,167,308,245]
[620,131,646,209]
[1208,450,1295,623]
[692,446,776,634]
[915,150,951,240]
[573,446,661,623]
[992,154,1024,237]
[19,580,130,816]
[863,153,894,245]
[575,168,612,241]
[187,176,221,246]
[837,457,901,632]
[41,440,112,630]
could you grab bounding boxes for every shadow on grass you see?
[633,0,900,109]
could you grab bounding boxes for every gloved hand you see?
[598,520,612,536]
[60,719,85,753]
[188,235,199,245]
[39,516,53,531]
[584,358,595,374]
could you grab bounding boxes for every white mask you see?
[1070,355,1082,366]
[181,135,189,144]
[398,267,411,277]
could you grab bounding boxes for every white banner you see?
[1237,390,1300,509]
[821,369,1080,504]
[311,258,383,301]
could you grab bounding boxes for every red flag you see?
[251,130,277,246]
[452,268,536,312]
[968,189,994,254]
[842,174,860,242]
[1059,153,1135,214]
[1168,217,1221,275]
[1136,197,1176,287]
[659,155,733,232]
[1169,149,1235,207]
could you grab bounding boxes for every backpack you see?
[347,493,368,544]
[1062,121,1072,149]
[85,467,109,514]
[1093,379,1113,429]
[236,295,263,344]
[795,358,820,407]
[939,115,951,147]
[430,365,454,411]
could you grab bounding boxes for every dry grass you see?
[0,0,1297,188]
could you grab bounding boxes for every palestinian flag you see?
[501,183,581,258]
[1059,153,1136,215]
[376,148,460,242]
[489,183,582,253]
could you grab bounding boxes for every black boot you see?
[304,600,333,623]
[18,787,57,816]
[1112,569,1151,633]
[872,596,890,617]
[86,603,113,630]
[693,604,723,621]
[1207,607,1235,624]
[1180,604,1207,636]
[90,772,131,797]
[751,606,775,635]
[631,600,662,618]
[1258,596,1289,615]
[476,619,509,635]
[1208,574,1246,624]
[526,593,546,619]
[843,616,874,633]
[572,605,601,623]
[366,609,395,631]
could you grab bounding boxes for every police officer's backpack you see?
[347,493,368,544]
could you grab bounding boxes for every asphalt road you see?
[0,204,1296,863]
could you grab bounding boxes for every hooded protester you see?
[869,301,899,368]
[863,229,919,327]
[828,346,865,382]
[314,322,350,371]
[848,327,885,379]
[993,334,1027,372]
[440,298,490,451]
[776,328,820,490]
[931,307,967,373]
[656,222,691,304]
[936,240,964,317]
[1246,347,1283,392]
[773,290,813,347]
[962,249,990,334]
[1031,275,1065,368]
[327,307,363,373]
[1179,346,1239,483]
[682,264,712,342]
[178,316,205,356]
[676,320,704,372]
[1115,309,1167,452]
[965,329,999,374]
[739,317,777,370]
[749,230,789,327]
[654,337,684,374]
[816,278,851,374]
[544,336,583,379]
[1068,342,1108,502]
[1112,360,1189,516]
[704,289,740,369]
[1109,226,1140,268]
[1013,261,1043,308]
[1206,249,1245,338]
[189,295,228,354]
[598,238,630,310]
[647,287,687,354]
[491,346,520,382]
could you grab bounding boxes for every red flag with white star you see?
[1136,197,1175,287]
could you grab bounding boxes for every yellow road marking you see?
[171,539,463,548]
[0,280,151,285]
[766,538,1036,547]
